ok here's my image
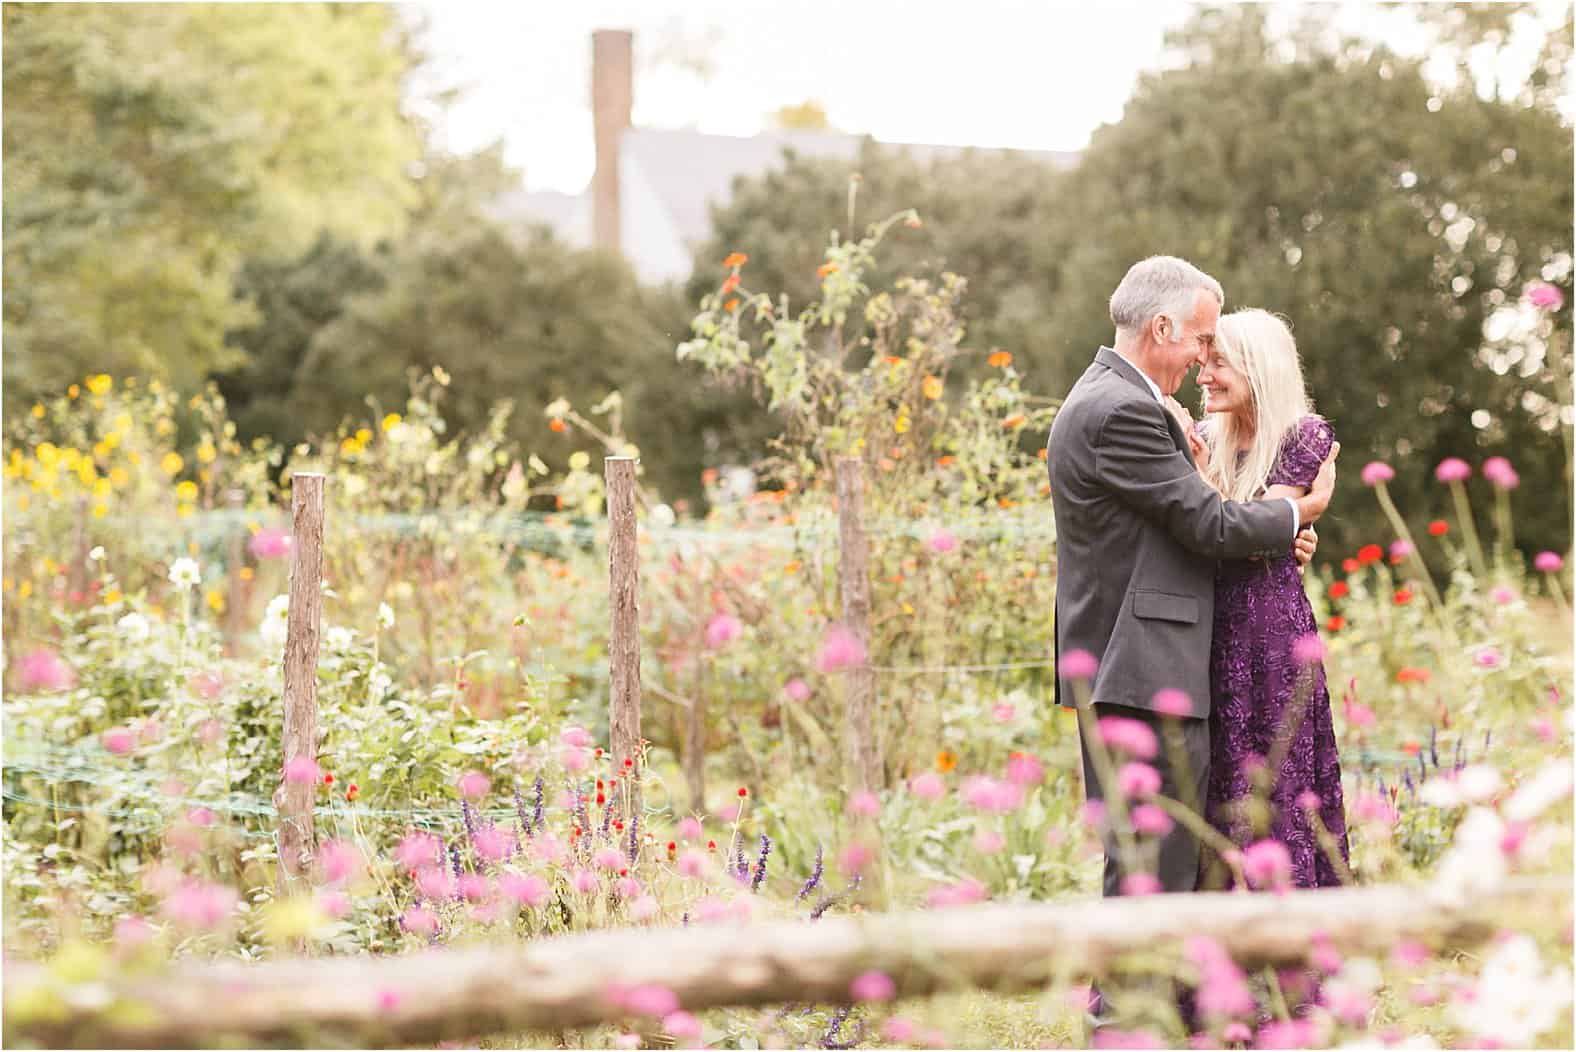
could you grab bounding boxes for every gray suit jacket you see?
[1046,347,1293,718]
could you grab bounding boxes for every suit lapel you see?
[1092,346,1195,465]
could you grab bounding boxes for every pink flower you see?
[18,648,75,692]
[190,671,224,699]
[1526,281,1564,310]
[415,866,456,900]
[1343,699,1376,729]
[400,906,438,936]
[1474,647,1503,669]
[1360,461,1395,486]
[847,790,881,817]
[1323,985,1371,1026]
[1005,752,1045,786]
[1059,648,1099,680]
[1491,586,1517,605]
[1120,873,1162,896]
[693,895,730,922]
[992,702,1016,722]
[1291,633,1326,666]
[160,879,239,930]
[621,983,679,1017]
[1093,1029,1166,1049]
[1296,790,1322,811]
[1222,1023,1252,1044]
[961,775,1024,812]
[1533,717,1556,743]
[662,1011,701,1039]
[1117,762,1162,800]
[1389,538,1414,560]
[704,612,742,648]
[571,869,598,893]
[972,829,1006,854]
[1082,799,1108,829]
[630,894,659,921]
[197,717,225,745]
[113,915,154,955]
[473,823,515,862]
[1254,1020,1316,1048]
[283,755,321,784]
[677,850,708,878]
[850,970,896,1002]
[783,678,811,702]
[883,1018,918,1043]
[677,816,704,841]
[1098,716,1158,759]
[560,726,592,748]
[1482,456,1519,489]
[1129,803,1173,837]
[1434,457,1471,483]
[1151,688,1192,717]
[456,771,491,798]
[595,846,624,870]
[816,624,867,672]
[1535,551,1564,573]
[394,832,442,871]
[499,872,550,908]
[838,841,876,876]
[1242,839,1292,890]
[318,839,363,884]
[907,772,946,800]
[317,889,350,918]
[102,727,136,755]
[1308,933,1342,973]
[248,527,292,559]
[560,746,590,772]
[530,834,567,865]
[1353,791,1398,826]
[926,528,959,554]
[924,877,989,909]
[1391,940,1430,969]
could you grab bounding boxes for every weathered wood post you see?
[834,456,881,792]
[273,473,324,897]
[605,457,643,823]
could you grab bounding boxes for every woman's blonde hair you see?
[1200,309,1319,501]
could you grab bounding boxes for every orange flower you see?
[1401,741,1421,756]
[548,419,567,433]
[817,261,839,279]
[723,252,748,268]
[922,375,944,400]
[988,351,1013,368]
[345,782,359,802]
[1002,414,1027,429]
[701,468,720,485]
[1326,615,1346,631]
[1396,667,1432,684]
[724,298,740,312]
[936,455,956,468]
[998,497,1016,509]
[784,560,802,574]
[883,355,904,366]
[1037,448,1049,460]
[720,274,740,296]
[935,750,958,773]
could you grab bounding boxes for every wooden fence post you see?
[835,456,881,792]
[273,473,324,897]
[605,457,643,824]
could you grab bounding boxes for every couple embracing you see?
[1046,256,1351,921]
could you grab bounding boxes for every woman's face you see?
[1198,348,1252,417]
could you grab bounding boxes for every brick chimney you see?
[591,29,633,254]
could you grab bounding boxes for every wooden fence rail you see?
[5,879,1565,1049]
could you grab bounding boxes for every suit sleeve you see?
[1094,398,1294,559]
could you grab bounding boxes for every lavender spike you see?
[796,845,824,901]
[751,833,772,893]
[532,774,545,832]
[514,785,532,838]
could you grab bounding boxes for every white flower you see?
[325,626,355,652]
[1419,776,1463,808]
[1450,935,1572,1045]
[1456,764,1503,804]
[1433,807,1508,899]
[649,503,676,529]
[167,557,202,592]
[1503,760,1574,823]
[260,594,290,651]
[116,612,150,643]
[88,546,106,563]
[377,603,395,630]
[368,666,393,701]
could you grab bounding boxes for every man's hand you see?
[1294,526,1318,574]
[1294,442,1340,525]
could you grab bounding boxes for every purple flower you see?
[750,834,771,892]
[1434,457,1471,483]
[1059,648,1099,680]
[1360,461,1395,486]
[1534,551,1564,573]
[796,845,823,901]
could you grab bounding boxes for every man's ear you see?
[1150,314,1170,345]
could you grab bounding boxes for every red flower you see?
[323,773,334,786]
[1329,582,1350,600]
[1428,520,1449,537]
[1357,544,1384,565]
[345,783,360,802]
[722,252,748,268]
[1397,667,1432,684]
[737,787,749,798]
[707,839,717,851]
[1401,741,1421,756]
[623,757,634,769]
[548,418,567,434]
[596,792,606,806]
[720,274,741,296]
[1326,616,1347,631]
[1342,558,1360,574]
[1394,588,1413,605]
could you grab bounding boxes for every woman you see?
[1178,308,1350,890]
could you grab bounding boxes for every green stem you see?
[1072,682,1144,882]
[1545,573,1570,620]
[1373,482,1457,649]
[1448,479,1489,583]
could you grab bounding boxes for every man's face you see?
[1156,291,1219,395]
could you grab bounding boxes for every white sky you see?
[404,1,1566,195]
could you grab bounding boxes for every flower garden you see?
[1,239,1571,1050]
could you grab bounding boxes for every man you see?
[1045,256,1337,1016]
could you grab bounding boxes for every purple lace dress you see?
[1201,415,1349,889]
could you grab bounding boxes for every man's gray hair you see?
[1109,256,1224,340]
